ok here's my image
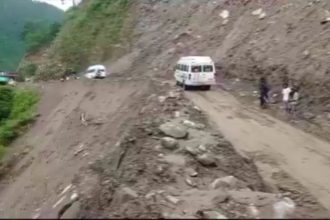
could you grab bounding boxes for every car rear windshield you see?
[203,65,213,72]
[192,66,202,72]
[191,65,213,72]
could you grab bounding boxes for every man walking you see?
[259,77,269,109]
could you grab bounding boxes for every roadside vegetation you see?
[29,0,132,79]
[0,86,39,158]
[21,21,62,54]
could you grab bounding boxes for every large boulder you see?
[159,122,188,139]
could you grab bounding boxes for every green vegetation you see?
[0,0,64,70]
[21,21,61,53]
[0,86,39,158]
[37,0,131,78]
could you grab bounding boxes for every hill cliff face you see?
[30,0,330,125]
[0,0,63,70]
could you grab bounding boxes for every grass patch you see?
[0,87,39,158]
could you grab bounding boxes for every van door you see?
[191,65,202,83]
[202,65,215,83]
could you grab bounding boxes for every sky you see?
[33,0,81,11]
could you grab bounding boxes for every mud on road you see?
[186,87,330,216]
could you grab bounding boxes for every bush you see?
[0,87,14,122]
[0,88,39,147]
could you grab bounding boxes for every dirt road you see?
[186,89,330,211]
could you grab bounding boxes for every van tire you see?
[176,81,181,86]
[183,83,189,91]
[204,85,211,91]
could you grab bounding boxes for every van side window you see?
[192,66,202,73]
[87,69,95,73]
[203,65,213,72]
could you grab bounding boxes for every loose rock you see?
[211,176,240,190]
[158,96,167,103]
[114,187,139,204]
[259,12,266,19]
[159,122,188,139]
[182,120,205,129]
[165,195,181,205]
[197,210,227,219]
[161,137,179,150]
[186,167,198,177]
[252,8,263,16]
[273,197,296,219]
[196,154,217,167]
[193,106,201,112]
[303,112,316,120]
[185,145,199,156]
[185,178,197,187]
[219,10,229,19]
[60,201,81,219]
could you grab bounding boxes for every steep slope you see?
[28,0,132,79]
[0,0,63,70]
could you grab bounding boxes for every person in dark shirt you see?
[259,77,270,109]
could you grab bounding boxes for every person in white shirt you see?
[282,83,291,113]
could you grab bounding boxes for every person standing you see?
[282,83,291,113]
[259,77,270,109]
[289,86,299,117]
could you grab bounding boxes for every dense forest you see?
[0,0,64,70]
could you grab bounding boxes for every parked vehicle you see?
[174,56,215,90]
[0,76,10,85]
[84,65,108,79]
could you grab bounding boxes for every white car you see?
[174,56,216,90]
[84,65,108,79]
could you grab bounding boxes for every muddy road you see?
[186,88,330,211]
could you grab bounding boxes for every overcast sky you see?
[33,0,81,11]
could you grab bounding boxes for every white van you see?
[174,56,215,90]
[84,65,108,79]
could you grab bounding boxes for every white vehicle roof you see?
[87,65,106,70]
[178,56,214,65]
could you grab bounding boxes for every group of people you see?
[259,77,300,116]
